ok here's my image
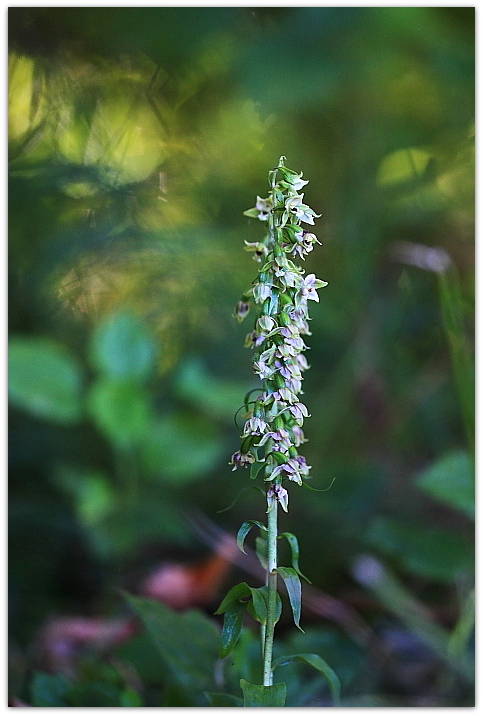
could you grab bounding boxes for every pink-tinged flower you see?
[256,429,292,451]
[294,354,309,371]
[267,483,289,513]
[242,416,269,436]
[286,377,303,394]
[272,387,298,404]
[279,325,298,338]
[268,456,310,485]
[299,274,325,302]
[285,335,307,351]
[244,331,265,349]
[229,451,255,471]
[253,358,275,379]
[234,300,250,322]
[288,402,309,425]
[291,425,307,446]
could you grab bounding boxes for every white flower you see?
[253,282,272,304]
[257,315,276,334]
[288,174,309,192]
[242,416,269,436]
[284,195,320,225]
[299,274,327,303]
[255,196,272,220]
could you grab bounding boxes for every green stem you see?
[262,499,278,686]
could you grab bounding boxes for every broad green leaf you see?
[30,672,70,706]
[240,679,286,707]
[9,338,83,424]
[277,566,303,631]
[220,602,246,658]
[90,311,156,381]
[215,582,251,615]
[87,378,151,447]
[248,586,269,625]
[415,450,474,519]
[124,593,219,691]
[246,586,282,626]
[205,692,243,707]
[236,520,266,554]
[279,532,311,583]
[272,653,341,705]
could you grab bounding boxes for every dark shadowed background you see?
[8,6,474,707]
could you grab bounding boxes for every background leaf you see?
[9,338,83,424]
[87,378,151,447]
[124,593,220,692]
[90,311,156,381]
[415,450,474,518]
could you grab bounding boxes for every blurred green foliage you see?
[9,6,473,707]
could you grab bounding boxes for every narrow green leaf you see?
[236,521,266,554]
[277,567,303,631]
[240,679,286,707]
[246,588,281,626]
[279,532,311,583]
[220,602,245,658]
[205,692,243,707]
[248,586,269,625]
[272,653,341,705]
[215,582,251,615]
